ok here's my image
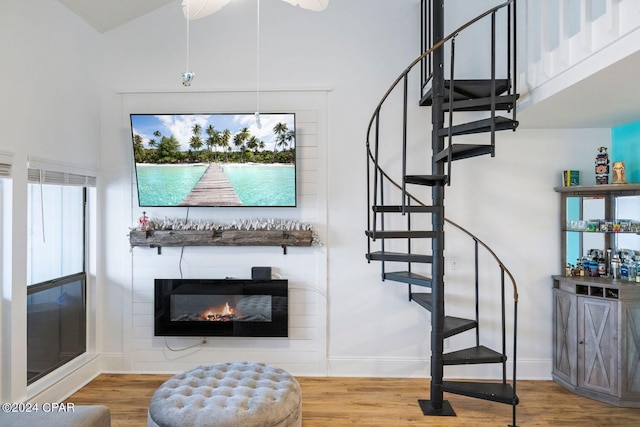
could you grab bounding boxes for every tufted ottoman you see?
[148,362,301,427]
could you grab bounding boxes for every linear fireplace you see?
[154,278,288,337]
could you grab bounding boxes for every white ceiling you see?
[55,0,640,129]
[56,0,174,33]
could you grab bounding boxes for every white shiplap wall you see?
[121,89,328,375]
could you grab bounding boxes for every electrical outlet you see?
[450,257,461,271]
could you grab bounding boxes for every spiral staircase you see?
[365,1,520,425]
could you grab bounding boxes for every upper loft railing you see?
[519,0,640,96]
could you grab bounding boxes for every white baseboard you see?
[98,352,126,373]
[27,353,102,403]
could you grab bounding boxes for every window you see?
[28,182,84,284]
[26,168,95,384]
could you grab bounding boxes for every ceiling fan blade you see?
[182,0,232,20]
[280,0,330,12]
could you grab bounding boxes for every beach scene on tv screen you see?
[131,113,296,207]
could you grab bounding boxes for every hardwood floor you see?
[66,374,640,426]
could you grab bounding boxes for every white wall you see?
[0,0,101,403]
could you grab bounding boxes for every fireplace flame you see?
[222,302,232,316]
[201,302,235,321]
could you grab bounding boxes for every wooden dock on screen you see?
[179,163,242,206]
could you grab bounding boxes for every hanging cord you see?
[182,1,194,86]
[255,0,262,128]
[164,336,206,352]
[178,207,190,279]
[186,1,190,72]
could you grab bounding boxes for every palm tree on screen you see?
[148,130,161,149]
[133,134,145,162]
[220,129,231,162]
[205,124,219,162]
[233,127,251,162]
[272,122,295,161]
[189,124,204,161]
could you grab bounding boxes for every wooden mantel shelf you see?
[129,229,314,249]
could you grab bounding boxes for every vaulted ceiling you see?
[56,0,174,33]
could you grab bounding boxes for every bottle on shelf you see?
[611,254,621,280]
[621,257,629,281]
[576,259,585,277]
[598,258,607,277]
[628,258,637,282]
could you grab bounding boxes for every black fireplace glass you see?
[155,279,288,337]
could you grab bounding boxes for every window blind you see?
[28,168,96,187]
[0,163,11,178]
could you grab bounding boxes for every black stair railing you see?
[365,0,519,424]
[366,1,517,209]
[366,0,517,233]
[421,0,517,108]
[367,162,520,422]
[420,0,517,185]
[446,216,519,421]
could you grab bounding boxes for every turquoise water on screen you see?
[136,164,207,206]
[221,164,295,206]
[135,164,295,206]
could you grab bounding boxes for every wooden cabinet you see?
[552,277,640,407]
[553,184,640,407]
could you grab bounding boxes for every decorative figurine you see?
[595,146,609,185]
[612,161,626,184]
[181,71,195,87]
[139,211,149,230]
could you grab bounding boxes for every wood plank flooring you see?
[66,375,640,426]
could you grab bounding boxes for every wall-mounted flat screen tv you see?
[130,113,296,207]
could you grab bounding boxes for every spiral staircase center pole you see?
[429,0,447,413]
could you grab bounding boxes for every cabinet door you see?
[621,303,640,400]
[553,289,577,385]
[577,297,618,396]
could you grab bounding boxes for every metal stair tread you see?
[433,144,493,162]
[410,292,433,311]
[441,380,519,405]
[443,316,477,338]
[366,230,437,239]
[384,271,432,287]
[407,296,476,336]
[441,93,519,112]
[436,116,518,137]
[372,205,443,214]
[404,174,448,186]
[420,79,510,106]
[366,251,433,263]
[443,345,506,365]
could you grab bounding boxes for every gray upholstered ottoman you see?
[148,362,302,427]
